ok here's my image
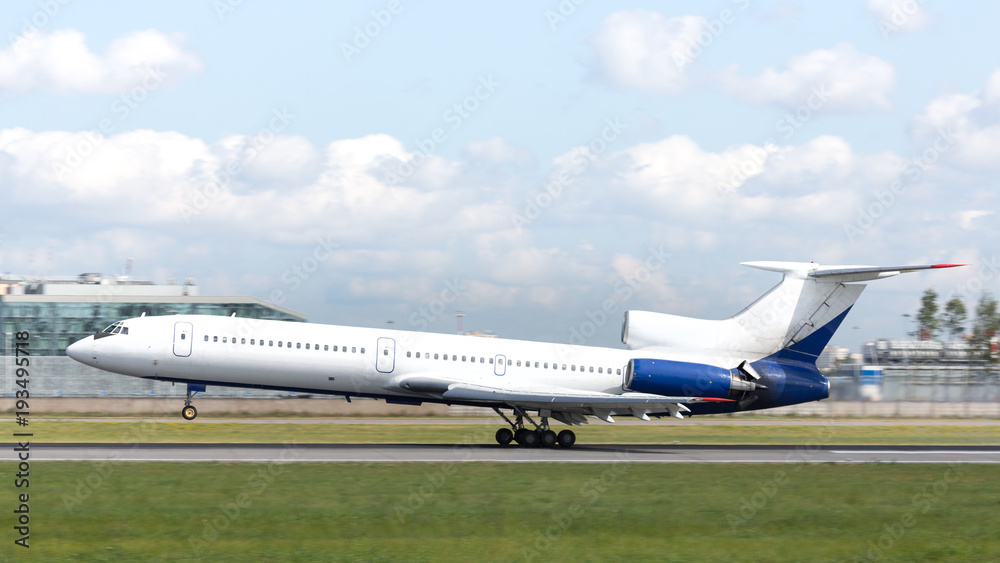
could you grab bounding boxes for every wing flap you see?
[441,384,731,410]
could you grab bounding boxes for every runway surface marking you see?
[20,443,1000,464]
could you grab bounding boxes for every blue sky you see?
[1,0,998,352]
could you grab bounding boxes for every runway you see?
[24,443,1000,464]
[39,417,1000,426]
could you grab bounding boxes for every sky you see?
[0,0,998,353]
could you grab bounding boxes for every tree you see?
[971,292,999,363]
[942,296,968,339]
[915,288,939,340]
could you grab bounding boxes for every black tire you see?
[181,405,198,421]
[514,428,527,445]
[540,430,557,448]
[557,429,576,448]
[495,428,514,445]
[521,430,540,447]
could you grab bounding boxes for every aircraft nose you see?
[66,336,93,364]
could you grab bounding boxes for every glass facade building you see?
[1,274,306,397]
[0,296,304,356]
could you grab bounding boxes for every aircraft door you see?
[173,322,193,357]
[494,354,506,376]
[376,337,396,373]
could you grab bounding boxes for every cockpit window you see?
[102,322,128,335]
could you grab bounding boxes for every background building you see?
[1,273,304,398]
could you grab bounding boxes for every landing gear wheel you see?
[514,428,527,445]
[557,429,576,448]
[540,430,557,448]
[521,430,540,447]
[181,405,198,420]
[495,428,514,445]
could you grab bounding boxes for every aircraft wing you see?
[386,375,732,423]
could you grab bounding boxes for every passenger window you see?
[516,360,521,367]
[352,347,357,353]
[180,333,186,340]
[571,365,576,371]
[534,362,539,368]
[384,349,389,356]
[416,352,421,358]
[562,364,566,370]
[452,355,457,361]
[222,337,227,343]
[297,343,301,349]
[241,338,246,344]
[489,358,494,364]
[213,336,218,342]
[250,339,255,345]
[278,342,283,347]
[306,343,310,350]
[269,340,273,346]
[434,353,439,359]
[480,358,485,363]
[315,344,320,351]
[544,363,548,368]
[507,359,511,365]
[462,356,467,362]
[324,345,329,351]
[589,366,594,373]
[616,369,621,375]
[599,367,603,374]
[406,351,411,357]
[361,348,365,353]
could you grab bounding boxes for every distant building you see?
[1,273,304,397]
[862,338,995,365]
[817,345,851,370]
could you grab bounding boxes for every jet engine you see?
[623,358,760,399]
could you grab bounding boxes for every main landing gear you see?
[493,407,576,448]
[181,384,206,420]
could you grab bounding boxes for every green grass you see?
[26,420,1000,445]
[2,462,998,562]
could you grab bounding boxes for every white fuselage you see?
[69,314,638,404]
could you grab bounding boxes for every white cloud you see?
[866,0,932,33]
[912,68,1000,171]
[0,29,202,94]
[466,136,532,165]
[589,10,707,94]
[719,44,895,111]
[957,210,994,229]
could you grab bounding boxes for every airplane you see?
[66,261,962,448]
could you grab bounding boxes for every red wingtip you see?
[931,264,967,268]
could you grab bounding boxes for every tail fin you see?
[622,262,964,364]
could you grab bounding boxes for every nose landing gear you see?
[181,384,206,420]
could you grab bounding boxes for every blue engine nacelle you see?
[623,358,757,399]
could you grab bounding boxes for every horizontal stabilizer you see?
[807,263,965,282]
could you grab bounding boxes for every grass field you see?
[2,462,998,562]
[28,419,1000,445]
